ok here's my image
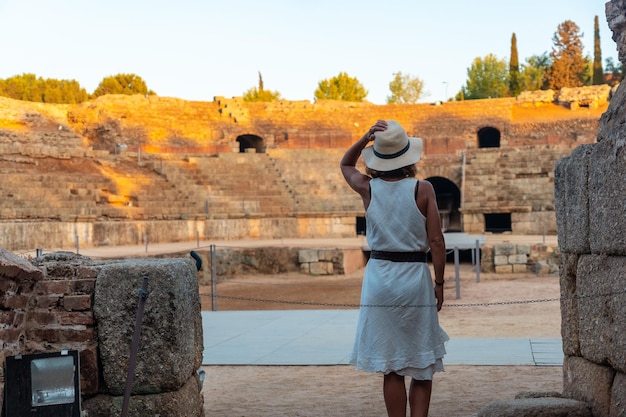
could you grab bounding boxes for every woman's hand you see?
[434,285,444,311]
[367,120,388,141]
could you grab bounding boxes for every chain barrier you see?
[196,288,626,309]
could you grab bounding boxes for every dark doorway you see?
[356,216,366,235]
[484,213,512,233]
[425,176,462,232]
[236,134,265,153]
[477,127,501,148]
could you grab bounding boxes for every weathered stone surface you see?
[93,258,202,396]
[298,249,318,263]
[210,247,300,277]
[554,144,593,254]
[494,243,516,256]
[0,247,43,287]
[477,397,591,417]
[494,255,509,265]
[588,135,626,255]
[82,373,204,417]
[508,254,528,264]
[517,89,555,104]
[606,0,626,77]
[576,255,626,371]
[516,244,531,255]
[559,253,580,356]
[611,371,626,417]
[564,356,614,417]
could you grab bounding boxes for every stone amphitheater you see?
[0,82,612,252]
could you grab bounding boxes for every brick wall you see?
[0,249,204,417]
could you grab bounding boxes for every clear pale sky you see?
[0,0,618,104]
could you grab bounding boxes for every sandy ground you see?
[199,264,564,417]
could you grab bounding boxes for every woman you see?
[340,120,448,417]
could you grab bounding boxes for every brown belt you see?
[369,250,427,263]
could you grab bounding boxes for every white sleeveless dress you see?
[349,177,449,380]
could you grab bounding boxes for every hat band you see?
[373,141,410,159]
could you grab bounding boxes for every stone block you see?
[512,264,528,273]
[477,397,591,417]
[309,262,333,275]
[508,254,527,264]
[0,248,43,286]
[494,243,515,256]
[554,144,593,254]
[588,136,626,255]
[82,374,204,417]
[298,249,318,263]
[516,244,531,255]
[495,265,513,274]
[318,249,335,261]
[93,258,202,396]
[576,255,626,372]
[563,355,614,417]
[494,255,508,265]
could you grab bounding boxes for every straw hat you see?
[361,120,423,171]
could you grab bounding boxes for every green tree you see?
[592,15,604,85]
[386,72,427,104]
[519,53,551,91]
[509,33,522,96]
[92,73,154,97]
[0,73,87,103]
[545,20,588,89]
[314,72,367,102]
[243,72,281,102]
[458,54,509,100]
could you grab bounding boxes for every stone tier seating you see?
[0,156,202,221]
[0,149,367,222]
[267,149,363,215]
[153,153,295,218]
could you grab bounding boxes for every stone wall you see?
[554,17,626,416]
[479,242,559,274]
[0,249,204,417]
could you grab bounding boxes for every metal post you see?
[454,247,461,299]
[210,244,217,311]
[75,235,79,255]
[196,230,200,248]
[475,239,481,283]
[145,233,149,253]
[121,275,150,417]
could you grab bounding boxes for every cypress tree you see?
[509,33,521,95]
[593,15,604,85]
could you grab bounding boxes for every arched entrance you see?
[425,176,462,232]
[477,126,501,148]
[236,134,265,153]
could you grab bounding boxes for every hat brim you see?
[361,137,423,172]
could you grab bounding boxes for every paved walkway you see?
[37,234,563,368]
[201,310,563,367]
